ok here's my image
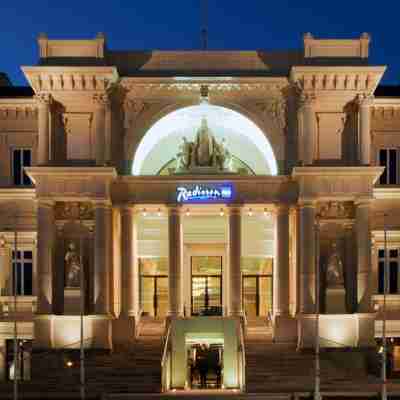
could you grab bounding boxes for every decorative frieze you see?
[317,201,355,220]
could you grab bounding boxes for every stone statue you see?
[65,242,81,288]
[195,117,215,166]
[326,242,344,287]
[176,136,192,171]
[173,116,235,174]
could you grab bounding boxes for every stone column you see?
[358,95,373,165]
[113,206,138,347]
[92,93,109,166]
[356,199,372,312]
[273,204,297,342]
[0,246,11,296]
[344,223,357,313]
[36,93,52,165]
[168,206,183,317]
[300,93,316,165]
[120,207,138,317]
[94,201,112,315]
[37,200,55,314]
[299,201,316,314]
[228,206,242,317]
[274,205,290,316]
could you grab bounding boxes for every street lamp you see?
[382,213,388,400]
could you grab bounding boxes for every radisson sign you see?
[176,184,234,203]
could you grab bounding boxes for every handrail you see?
[238,319,246,391]
[161,323,172,369]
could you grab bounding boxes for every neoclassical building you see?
[0,32,399,392]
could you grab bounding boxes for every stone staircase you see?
[244,318,381,393]
[0,317,165,399]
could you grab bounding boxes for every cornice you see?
[290,65,386,95]
[292,166,384,182]
[21,66,119,93]
[0,188,36,200]
[373,187,400,200]
[25,167,117,185]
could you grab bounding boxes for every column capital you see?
[274,203,290,215]
[357,93,374,108]
[355,197,372,207]
[298,199,317,209]
[35,92,53,107]
[92,199,112,209]
[227,204,243,216]
[120,204,136,215]
[167,204,183,216]
[93,92,110,108]
[298,91,316,109]
[37,199,55,208]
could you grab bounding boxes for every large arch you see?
[132,103,278,176]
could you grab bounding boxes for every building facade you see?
[0,32,398,390]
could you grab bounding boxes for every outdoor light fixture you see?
[66,361,73,368]
[142,208,147,217]
[219,208,224,216]
[157,208,161,217]
[263,208,271,218]
[185,208,190,216]
[248,208,253,217]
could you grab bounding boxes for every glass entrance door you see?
[242,275,272,318]
[191,256,222,316]
[141,276,168,317]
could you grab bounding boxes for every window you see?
[378,148,399,185]
[378,249,399,294]
[12,250,33,295]
[12,148,32,186]
[6,339,32,381]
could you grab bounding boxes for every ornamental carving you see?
[55,202,94,220]
[92,92,110,107]
[255,98,287,130]
[123,99,147,129]
[317,201,354,220]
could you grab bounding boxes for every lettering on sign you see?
[176,184,234,203]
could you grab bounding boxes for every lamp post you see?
[314,216,321,400]
[382,213,388,400]
[79,211,85,400]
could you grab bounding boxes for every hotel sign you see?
[176,183,234,203]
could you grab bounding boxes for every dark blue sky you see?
[2,1,399,86]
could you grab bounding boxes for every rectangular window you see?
[12,148,32,186]
[378,248,399,294]
[12,250,33,296]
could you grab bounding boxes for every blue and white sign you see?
[176,184,234,203]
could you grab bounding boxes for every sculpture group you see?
[175,117,234,173]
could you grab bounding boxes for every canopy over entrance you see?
[132,104,278,176]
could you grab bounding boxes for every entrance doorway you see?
[187,342,223,389]
[141,276,168,317]
[242,258,273,318]
[242,275,273,317]
[191,256,222,316]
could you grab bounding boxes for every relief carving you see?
[255,98,287,131]
[317,201,354,220]
[55,202,94,220]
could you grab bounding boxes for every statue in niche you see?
[65,242,81,288]
[174,116,235,173]
[326,242,344,287]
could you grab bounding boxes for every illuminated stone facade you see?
[0,32,398,389]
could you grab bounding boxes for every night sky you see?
[1,1,399,86]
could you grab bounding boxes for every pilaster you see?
[35,93,52,165]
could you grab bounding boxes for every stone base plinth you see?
[273,315,297,343]
[112,316,136,348]
[34,314,112,349]
[326,286,346,314]
[64,288,82,315]
[297,313,376,348]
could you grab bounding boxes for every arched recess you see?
[130,103,281,176]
